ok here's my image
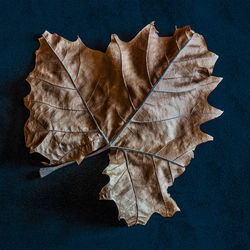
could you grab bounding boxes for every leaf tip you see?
[207,134,214,141]
[42,30,50,38]
[76,35,82,43]
[218,77,223,83]
[150,21,155,26]
[217,109,224,117]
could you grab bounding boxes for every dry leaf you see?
[24,22,223,226]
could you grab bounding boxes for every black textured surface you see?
[0,0,249,249]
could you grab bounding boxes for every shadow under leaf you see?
[22,150,126,227]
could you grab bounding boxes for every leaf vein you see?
[123,150,139,224]
[114,36,136,111]
[42,34,109,144]
[27,100,86,112]
[113,146,184,168]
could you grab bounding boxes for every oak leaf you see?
[24,22,223,226]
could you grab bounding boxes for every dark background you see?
[0,0,249,249]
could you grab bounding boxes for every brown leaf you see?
[24,22,223,226]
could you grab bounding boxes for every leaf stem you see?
[39,144,110,178]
